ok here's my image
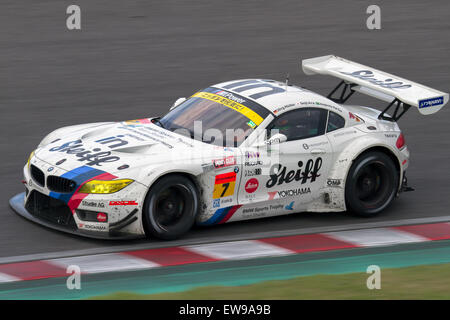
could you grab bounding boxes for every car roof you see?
[212,78,346,116]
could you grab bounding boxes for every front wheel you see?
[143,175,199,240]
[345,151,399,217]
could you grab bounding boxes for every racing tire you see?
[345,151,399,217]
[143,174,199,240]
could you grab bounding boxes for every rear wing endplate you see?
[302,55,448,120]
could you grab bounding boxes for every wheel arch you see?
[320,139,403,212]
[140,170,202,238]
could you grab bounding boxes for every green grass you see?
[91,263,450,300]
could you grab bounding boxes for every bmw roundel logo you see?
[234,166,239,173]
[47,167,54,172]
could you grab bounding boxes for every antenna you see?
[285,73,290,90]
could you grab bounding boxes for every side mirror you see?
[170,97,186,111]
[266,133,287,145]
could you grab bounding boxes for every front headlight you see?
[78,179,134,194]
[27,150,35,169]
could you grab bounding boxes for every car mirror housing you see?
[170,97,186,111]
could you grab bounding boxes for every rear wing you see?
[302,55,448,121]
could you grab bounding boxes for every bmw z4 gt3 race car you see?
[10,55,448,240]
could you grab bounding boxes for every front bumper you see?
[10,192,144,240]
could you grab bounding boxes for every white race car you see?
[10,55,448,239]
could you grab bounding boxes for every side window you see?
[327,111,345,133]
[268,108,327,141]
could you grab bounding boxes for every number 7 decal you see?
[213,172,236,199]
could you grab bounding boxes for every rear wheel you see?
[143,175,199,240]
[345,151,399,217]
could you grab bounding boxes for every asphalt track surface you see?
[0,0,449,258]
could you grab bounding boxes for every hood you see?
[34,120,225,175]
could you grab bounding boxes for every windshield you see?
[159,87,270,147]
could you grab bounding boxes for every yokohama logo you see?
[109,201,138,206]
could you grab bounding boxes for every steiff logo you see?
[419,96,444,109]
[340,70,411,89]
[266,158,322,188]
[49,140,120,166]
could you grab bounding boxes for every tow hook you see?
[401,173,415,192]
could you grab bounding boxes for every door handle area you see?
[310,148,326,155]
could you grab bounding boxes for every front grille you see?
[25,191,76,230]
[47,176,77,193]
[30,165,45,187]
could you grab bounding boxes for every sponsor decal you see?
[222,79,286,100]
[97,212,107,222]
[242,204,284,217]
[297,101,343,113]
[213,172,236,199]
[124,118,152,126]
[118,164,129,170]
[340,70,412,89]
[349,112,363,122]
[277,187,311,198]
[285,201,295,210]
[245,178,259,193]
[266,158,322,188]
[49,140,120,166]
[234,166,239,173]
[221,198,233,204]
[314,101,343,113]
[267,191,277,200]
[247,120,257,128]
[82,200,105,208]
[245,160,263,166]
[245,151,260,159]
[109,201,138,206]
[192,91,264,125]
[418,96,444,109]
[214,90,247,104]
[118,126,174,149]
[79,224,107,231]
[327,179,341,187]
[244,168,262,177]
[305,141,329,149]
[213,199,221,208]
[95,135,129,149]
[201,163,215,172]
[385,133,398,138]
[274,103,295,114]
[213,156,236,169]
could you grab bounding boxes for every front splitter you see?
[9,192,142,240]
